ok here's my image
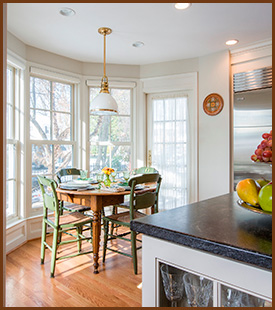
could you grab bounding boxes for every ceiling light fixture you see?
[90,27,118,116]
[226,39,239,46]
[132,41,144,48]
[59,7,76,17]
[175,3,192,10]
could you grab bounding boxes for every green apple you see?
[256,178,270,188]
[258,183,272,212]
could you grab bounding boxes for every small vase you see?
[104,174,111,187]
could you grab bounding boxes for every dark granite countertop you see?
[131,192,272,270]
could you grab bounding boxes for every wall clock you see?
[203,93,224,116]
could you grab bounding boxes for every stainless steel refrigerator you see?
[233,66,272,189]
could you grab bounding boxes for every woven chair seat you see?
[63,203,91,212]
[49,212,92,226]
[105,210,146,224]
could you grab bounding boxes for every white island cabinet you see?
[142,235,271,307]
[131,193,272,307]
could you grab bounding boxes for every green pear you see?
[256,178,270,188]
[236,178,260,206]
[258,183,272,212]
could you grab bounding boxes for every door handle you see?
[148,150,152,167]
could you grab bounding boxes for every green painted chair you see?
[38,175,93,278]
[103,173,162,274]
[56,168,91,213]
[132,166,158,175]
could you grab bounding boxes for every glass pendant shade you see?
[90,92,118,115]
[90,27,118,116]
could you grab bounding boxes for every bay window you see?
[89,87,133,173]
[6,65,19,220]
[30,76,75,208]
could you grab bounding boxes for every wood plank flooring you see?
[6,229,142,307]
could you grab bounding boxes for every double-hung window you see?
[30,76,75,208]
[6,65,19,220]
[89,87,133,173]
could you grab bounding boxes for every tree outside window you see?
[30,76,74,206]
[89,87,132,174]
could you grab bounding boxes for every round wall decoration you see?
[203,93,224,116]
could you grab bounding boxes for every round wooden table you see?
[56,187,129,274]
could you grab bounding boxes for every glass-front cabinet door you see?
[158,261,271,307]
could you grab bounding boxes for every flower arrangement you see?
[102,167,114,175]
[101,167,114,187]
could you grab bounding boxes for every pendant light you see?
[90,27,118,115]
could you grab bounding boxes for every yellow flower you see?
[102,167,114,175]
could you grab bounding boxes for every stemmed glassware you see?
[183,273,213,307]
[160,264,185,307]
[123,171,130,183]
[96,173,103,189]
[111,171,117,183]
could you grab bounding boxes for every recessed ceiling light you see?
[132,41,144,48]
[226,39,239,46]
[175,3,192,10]
[59,7,76,17]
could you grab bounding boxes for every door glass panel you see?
[221,285,271,307]
[159,263,213,307]
[149,95,189,211]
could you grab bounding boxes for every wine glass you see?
[183,273,213,307]
[111,171,117,183]
[160,264,184,307]
[222,288,242,307]
[123,171,130,183]
[80,169,88,180]
[96,173,103,189]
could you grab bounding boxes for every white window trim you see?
[6,61,23,224]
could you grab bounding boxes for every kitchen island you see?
[131,192,272,307]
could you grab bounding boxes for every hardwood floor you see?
[6,229,142,307]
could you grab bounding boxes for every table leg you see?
[92,210,101,274]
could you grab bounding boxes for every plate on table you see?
[60,182,96,190]
[237,199,272,216]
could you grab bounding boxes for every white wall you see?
[198,51,230,200]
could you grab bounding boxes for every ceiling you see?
[7,3,272,65]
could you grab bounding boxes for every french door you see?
[147,93,190,211]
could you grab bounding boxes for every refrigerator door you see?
[233,88,272,188]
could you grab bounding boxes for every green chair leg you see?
[50,228,58,278]
[40,220,47,264]
[77,226,82,253]
[58,201,64,244]
[131,231,137,275]
[110,206,117,235]
[103,220,109,263]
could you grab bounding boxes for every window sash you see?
[89,86,133,172]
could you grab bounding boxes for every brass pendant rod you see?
[103,33,106,77]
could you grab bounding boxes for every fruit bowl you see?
[237,199,272,216]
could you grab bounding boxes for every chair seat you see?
[116,201,130,209]
[63,203,91,212]
[104,210,146,224]
[49,212,92,226]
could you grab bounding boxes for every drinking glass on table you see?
[111,171,117,182]
[80,169,88,180]
[96,173,103,189]
[123,171,130,183]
